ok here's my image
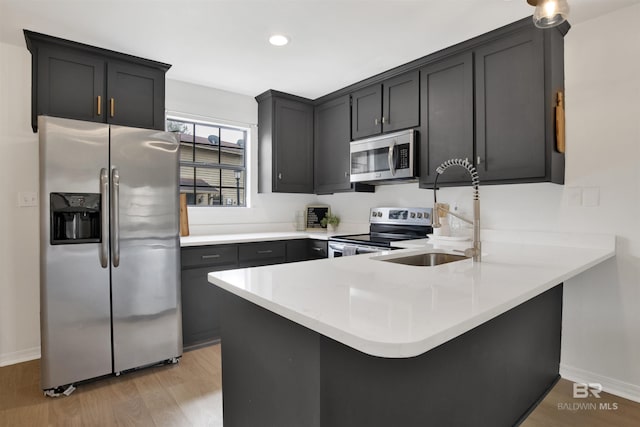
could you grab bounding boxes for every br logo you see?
[573,383,602,398]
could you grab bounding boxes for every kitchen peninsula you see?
[208,231,615,427]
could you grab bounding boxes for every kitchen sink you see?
[376,252,469,267]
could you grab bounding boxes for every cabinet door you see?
[106,60,166,130]
[181,265,227,349]
[382,70,419,133]
[351,84,382,139]
[475,29,545,182]
[36,46,105,127]
[314,95,352,194]
[273,97,314,193]
[419,52,474,187]
[285,239,310,263]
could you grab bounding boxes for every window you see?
[167,117,247,206]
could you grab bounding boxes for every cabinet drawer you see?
[308,240,328,259]
[181,244,238,269]
[239,241,286,267]
[286,239,309,263]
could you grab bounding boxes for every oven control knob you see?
[377,212,383,217]
[417,212,422,218]
[424,212,430,219]
[371,211,377,217]
[410,212,416,218]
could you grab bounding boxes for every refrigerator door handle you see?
[99,168,109,268]
[111,167,120,268]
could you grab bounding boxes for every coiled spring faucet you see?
[432,158,481,262]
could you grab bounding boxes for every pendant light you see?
[527,0,570,28]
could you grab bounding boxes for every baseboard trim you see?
[560,363,640,403]
[0,346,41,367]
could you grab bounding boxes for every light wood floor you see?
[1,343,639,426]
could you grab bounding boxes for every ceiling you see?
[2,0,638,99]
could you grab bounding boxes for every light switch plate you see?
[18,191,38,207]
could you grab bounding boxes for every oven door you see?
[328,241,388,258]
[350,129,416,183]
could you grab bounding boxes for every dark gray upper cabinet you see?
[351,85,382,139]
[351,70,419,140]
[257,18,567,189]
[419,52,474,187]
[474,29,546,183]
[35,45,106,126]
[24,30,170,132]
[382,70,420,133]
[314,95,352,194]
[106,60,166,130]
[257,91,314,193]
[418,22,566,186]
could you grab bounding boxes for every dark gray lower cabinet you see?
[239,241,286,268]
[219,283,563,427]
[181,266,225,350]
[307,240,328,260]
[181,239,328,350]
[286,239,311,263]
[181,244,238,350]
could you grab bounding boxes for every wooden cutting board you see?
[179,194,189,236]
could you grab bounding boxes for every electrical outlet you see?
[18,191,38,207]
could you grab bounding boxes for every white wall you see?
[1,5,638,402]
[0,42,41,366]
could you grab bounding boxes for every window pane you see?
[221,187,245,206]
[195,168,220,206]
[179,166,195,205]
[220,144,244,167]
[194,124,220,164]
[170,117,248,207]
[179,142,194,162]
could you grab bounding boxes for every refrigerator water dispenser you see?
[50,193,101,244]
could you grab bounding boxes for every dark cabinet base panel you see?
[219,284,563,427]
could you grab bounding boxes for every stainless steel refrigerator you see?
[39,116,182,392]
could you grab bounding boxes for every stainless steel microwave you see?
[350,129,417,184]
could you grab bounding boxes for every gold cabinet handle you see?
[556,91,565,153]
[97,96,102,116]
[110,98,115,118]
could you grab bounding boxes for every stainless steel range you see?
[329,207,433,257]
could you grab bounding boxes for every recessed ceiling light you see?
[269,34,289,46]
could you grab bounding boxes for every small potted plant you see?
[321,212,340,233]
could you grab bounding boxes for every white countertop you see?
[208,230,615,358]
[181,231,332,246]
